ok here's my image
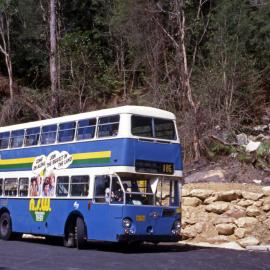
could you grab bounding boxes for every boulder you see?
[181,222,204,239]
[242,191,264,201]
[236,133,248,145]
[185,169,225,183]
[262,204,270,212]
[216,190,242,202]
[205,202,230,214]
[216,223,235,236]
[235,217,257,228]
[182,189,190,197]
[263,218,270,229]
[181,226,197,239]
[234,228,246,239]
[189,189,213,200]
[237,199,254,207]
[225,207,246,219]
[253,201,263,207]
[238,236,260,248]
[262,186,270,196]
[182,197,202,207]
[204,194,218,204]
[214,216,235,225]
[246,206,261,217]
[207,235,230,244]
[245,141,261,152]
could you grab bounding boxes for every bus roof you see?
[0,105,176,132]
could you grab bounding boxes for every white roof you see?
[0,105,176,132]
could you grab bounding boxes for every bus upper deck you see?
[0,106,183,177]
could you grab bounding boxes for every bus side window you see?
[25,127,40,146]
[0,179,3,196]
[10,129,25,148]
[4,178,18,196]
[56,176,69,197]
[97,115,120,138]
[58,122,76,143]
[77,118,96,140]
[94,175,110,203]
[19,178,29,197]
[40,124,57,145]
[70,175,89,197]
[0,132,10,149]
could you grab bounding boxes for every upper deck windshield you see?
[115,175,180,207]
[131,115,176,141]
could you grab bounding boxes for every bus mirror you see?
[150,178,159,193]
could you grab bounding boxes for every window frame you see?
[70,175,90,197]
[4,178,18,197]
[97,115,120,138]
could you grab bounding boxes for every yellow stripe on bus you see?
[0,151,111,165]
[0,157,35,165]
[72,151,111,160]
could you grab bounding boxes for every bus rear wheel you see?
[0,213,12,240]
[75,217,87,249]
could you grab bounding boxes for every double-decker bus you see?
[0,106,183,248]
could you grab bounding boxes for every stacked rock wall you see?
[181,183,270,248]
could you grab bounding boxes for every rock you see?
[237,199,254,207]
[263,218,270,229]
[204,194,218,204]
[246,206,261,217]
[181,189,190,197]
[185,169,225,183]
[181,223,204,239]
[252,179,262,185]
[253,201,263,207]
[235,217,258,228]
[225,207,246,219]
[182,197,202,207]
[216,223,235,235]
[205,202,230,214]
[245,141,261,152]
[236,133,248,145]
[262,186,270,196]
[216,190,242,202]
[242,191,264,201]
[181,226,197,239]
[262,204,270,212]
[234,228,246,239]
[189,189,213,200]
[214,216,235,225]
[238,236,260,248]
[218,242,244,250]
[207,235,230,244]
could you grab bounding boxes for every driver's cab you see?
[93,173,182,207]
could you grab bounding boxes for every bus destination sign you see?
[135,160,174,175]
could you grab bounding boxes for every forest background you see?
[0,0,270,165]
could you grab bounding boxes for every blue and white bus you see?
[0,106,183,248]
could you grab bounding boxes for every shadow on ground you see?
[18,236,210,254]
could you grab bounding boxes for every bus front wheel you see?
[75,217,86,249]
[0,213,12,240]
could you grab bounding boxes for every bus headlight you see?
[172,220,181,235]
[122,218,132,229]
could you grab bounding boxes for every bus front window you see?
[119,175,180,206]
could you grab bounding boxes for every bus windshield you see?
[119,175,179,206]
[131,115,176,140]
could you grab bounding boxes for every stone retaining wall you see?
[181,183,270,248]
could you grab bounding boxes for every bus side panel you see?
[0,138,182,171]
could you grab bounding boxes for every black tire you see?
[0,213,12,240]
[11,232,23,241]
[75,217,86,249]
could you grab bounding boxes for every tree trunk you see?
[50,0,59,117]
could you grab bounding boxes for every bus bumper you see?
[117,234,181,243]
